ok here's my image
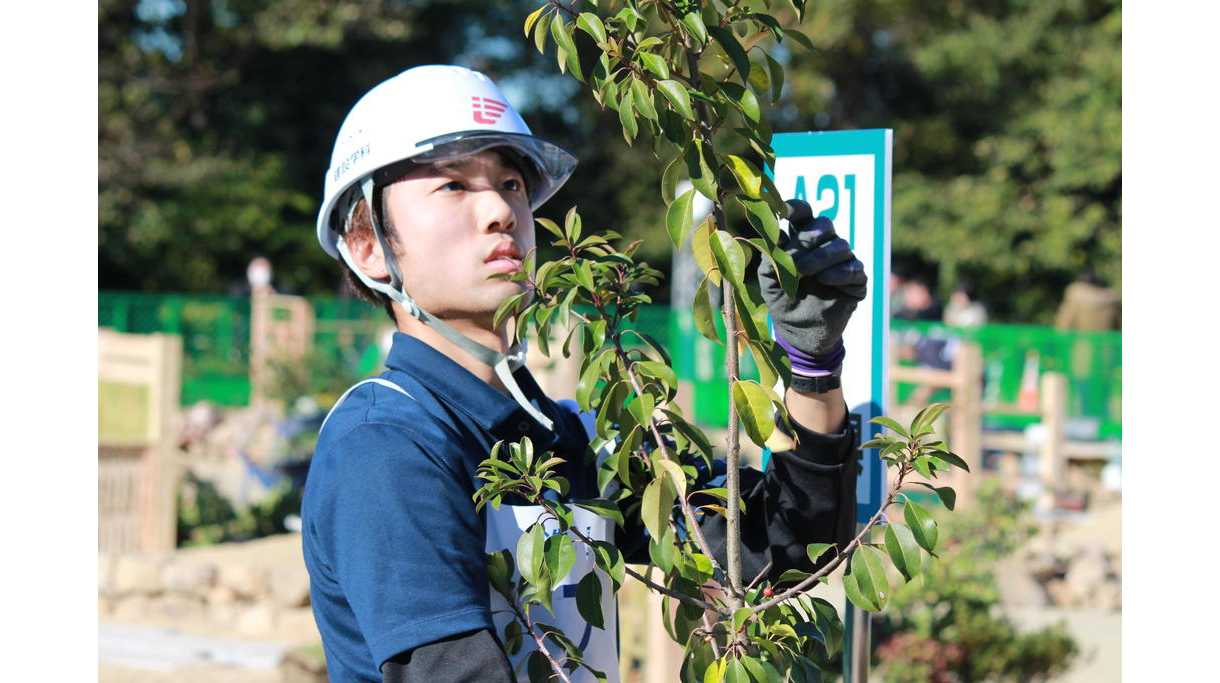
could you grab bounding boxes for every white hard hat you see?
[316,64,577,259]
[316,65,575,432]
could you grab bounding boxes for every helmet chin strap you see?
[336,179,553,431]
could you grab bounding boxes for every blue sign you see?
[766,129,892,525]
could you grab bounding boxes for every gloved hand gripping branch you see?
[757,200,868,392]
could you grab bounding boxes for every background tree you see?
[99,0,1119,324]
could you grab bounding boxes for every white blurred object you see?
[1102,459,1122,492]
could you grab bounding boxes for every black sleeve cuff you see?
[777,405,854,468]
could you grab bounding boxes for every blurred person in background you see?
[943,279,988,328]
[1055,269,1120,331]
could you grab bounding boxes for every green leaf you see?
[709,230,747,288]
[732,607,753,633]
[914,482,957,511]
[486,549,515,598]
[504,619,522,655]
[744,336,780,392]
[685,139,717,201]
[661,154,684,204]
[806,542,834,567]
[574,261,595,293]
[564,205,582,242]
[591,540,625,588]
[870,415,910,437]
[739,197,780,246]
[884,523,924,582]
[912,403,949,435]
[492,292,525,331]
[740,656,769,683]
[692,277,721,343]
[904,500,938,552]
[731,380,776,447]
[749,13,785,41]
[550,17,582,80]
[576,570,605,629]
[721,83,760,123]
[725,155,762,198]
[574,498,625,527]
[636,360,677,395]
[524,5,547,38]
[703,657,725,683]
[666,188,696,248]
[618,86,638,143]
[613,5,640,32]
[777,569,811,584]
[587,318,607,351]
[639,52,670,79]
[930,449,971,472]
[653,457,688,498]
[627,392,654,427]
[787,29,815,52]
[640,475,677,542]
[648,528,676,573]
[842,570,878,612]
[576,12,607,44]
[526,650,551,683]
[709,26,751,83]
[576,350,610,412]
[769,245,799,299]
[544,532,576,582]
[631,77,659,121]
[535,216,563,241]
[691,218,719,286]
[658,79,696,121]
[848,545,889,611]
[747,61,769,96]
[682,12,708,48]
[765,52,784,103]
[534,12,552,54]
[517,523,546,584]
[724,657,750,683]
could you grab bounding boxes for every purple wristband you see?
[774,334,845,378]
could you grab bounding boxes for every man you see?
[302,65,868,683]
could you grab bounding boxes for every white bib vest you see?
[324,378,622,683]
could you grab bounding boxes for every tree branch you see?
[750,465,913,614]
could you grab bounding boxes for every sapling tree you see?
[472,2,969,681]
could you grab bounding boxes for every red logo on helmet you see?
[472,96,508,124]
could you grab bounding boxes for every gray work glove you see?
[757,200,868,378]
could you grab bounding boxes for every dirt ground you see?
[100,664,279,683]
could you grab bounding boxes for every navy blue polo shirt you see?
[302,332,592,683]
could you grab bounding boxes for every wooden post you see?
[146,333,182,552]
[949,343,983,508]
[99,330,182,554]
[249,288,315,405]
[1038,372,1068,511]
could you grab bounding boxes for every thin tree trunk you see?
[720,264,743,609]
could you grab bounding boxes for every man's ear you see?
[346,226,391,282]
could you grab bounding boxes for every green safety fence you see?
[890,320,1122,440]
[99,292,253,406]
[99,292,1121,440]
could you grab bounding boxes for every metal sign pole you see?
[842,579,871,682]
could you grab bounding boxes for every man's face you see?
[381,150,535,326]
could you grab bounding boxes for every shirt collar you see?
[383,332,575,447]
